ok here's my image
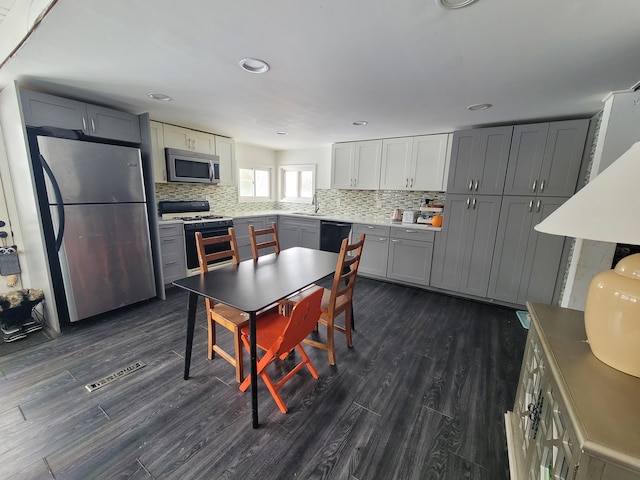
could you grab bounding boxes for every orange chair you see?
[302,234,365,365]
[239,286,324,413]
[248,222,281,259]
[195,228,250,383]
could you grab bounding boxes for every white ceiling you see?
[1,0,639,151]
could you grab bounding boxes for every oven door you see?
[183,222,232,270]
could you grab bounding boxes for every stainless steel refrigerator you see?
[36,135,156,322]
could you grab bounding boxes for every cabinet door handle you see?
[82,116,87,132]
[468,180,473,191]
[91,118,96,133]
[474,179,479,191]
[164,260,178,266]
[536,200,541,212]
[367,226,376,229]
[532,179,537,193]
[391,239,400,243]
[406,178,409,188]
[466,197,471,209]
[378,237,387,241]
[539,180,545,193]
[472,197,477,209]
[410,178,414,188]
[404,229,417,233]
[528,200,533,212]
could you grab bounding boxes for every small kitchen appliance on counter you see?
[402,210,418,224]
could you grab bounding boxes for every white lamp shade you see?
[534,141,640,245]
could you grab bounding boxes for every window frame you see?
[237,165,273,203]
[278,164,316,204]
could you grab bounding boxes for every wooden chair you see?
[239,287,324,413]
[301,234,365,365]
[249,222,281,259]
[195,228,249,383]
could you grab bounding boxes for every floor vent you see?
[85,360,146,392]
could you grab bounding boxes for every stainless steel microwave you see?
[165,148,220,184]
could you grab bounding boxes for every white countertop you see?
[159,211,442,232]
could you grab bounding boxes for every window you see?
[279,165,315,203]
[239,167,271,201]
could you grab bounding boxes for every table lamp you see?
[534,141,640,378]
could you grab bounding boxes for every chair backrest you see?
[276,287,324,356]
[249,222,281,260]
[326,234,366,315]
[195,228,240,273]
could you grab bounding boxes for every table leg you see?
[250,311,259,428]
[183,291,198,380]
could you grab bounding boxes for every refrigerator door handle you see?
[39,153,65,251]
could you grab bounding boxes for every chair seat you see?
[320,288,350,314]
[240,311,288,353]
[210,303,250,330]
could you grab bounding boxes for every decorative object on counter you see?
[0,288,44,342]
[534,141,640,378]
[391,207,403,222]
[417,203,444,225]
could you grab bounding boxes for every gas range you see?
[158,200,233,226]
[161,212,231,224]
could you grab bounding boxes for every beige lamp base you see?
[584,253,640,378]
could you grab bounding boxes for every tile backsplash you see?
[155,183,445,218]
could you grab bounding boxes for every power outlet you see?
[336,198,341,207]
[376,200,382,209]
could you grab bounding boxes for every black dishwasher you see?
[320,221,353,252]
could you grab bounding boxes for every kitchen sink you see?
[290,212,325,216]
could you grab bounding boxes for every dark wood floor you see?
[0,277,526,479]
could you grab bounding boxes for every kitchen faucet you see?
[312,193,319,213]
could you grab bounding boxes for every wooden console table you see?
[505,302,640,480]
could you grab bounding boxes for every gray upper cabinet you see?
[446,126,512,195]
[503,119,588,197]
[20,89,141,143]
[487,196,567,305]
[430,194,502,297]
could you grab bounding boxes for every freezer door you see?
[37,136,145,204]
[57,203,156,322]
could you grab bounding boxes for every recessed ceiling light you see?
[146,92,172,101]
[239,58,270,74]
[276,131,288,135]
[436,0,478,9]
[352,121,368,126]
[467,103,492,111]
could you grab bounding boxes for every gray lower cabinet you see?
[353,224,390,278]
[487,196,567,305]
[387,227,435,286]
[430,194,502,297]
[505,303,640,480]
[158,222,186,284]
[278,216,320,250]
[20,88,141,143]
[233,216,277,260]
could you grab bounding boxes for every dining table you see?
[173,246,339,428]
